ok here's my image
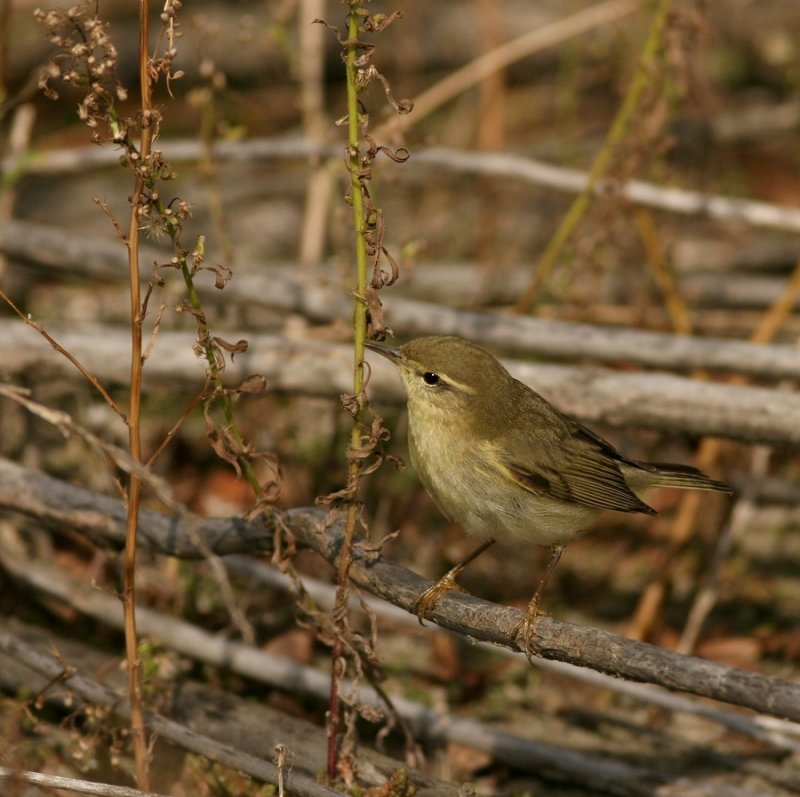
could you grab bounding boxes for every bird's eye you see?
[422,372,440,386]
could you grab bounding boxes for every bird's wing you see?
[493,397,656,515]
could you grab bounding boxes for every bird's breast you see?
[406,407,595,545]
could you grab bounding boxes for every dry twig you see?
[0,631,342,797]
[4,220,800,380]
[3,326,800,445]
[1,456,799,724]
[0,768,168,797]
[8,138,800,233]
[2,552,795,796]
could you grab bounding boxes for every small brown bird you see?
[367,335,730,655]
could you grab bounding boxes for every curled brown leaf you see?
[212,337,248,357]
[238,374,267,394]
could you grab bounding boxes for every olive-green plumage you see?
[367,335,730,645]
[369,335,728,547]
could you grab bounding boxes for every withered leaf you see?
[197,263,232,290]
[377,144,410,163]
[340,392,361,419]
[362,10,403,33]
[316,484,356,505]
[212,336,248,357]
[239,374,267,393]
[176,301,206,322]
[203,403,242,476]
[365,285,388,340]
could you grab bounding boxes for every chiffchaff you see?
[366,335,729,655]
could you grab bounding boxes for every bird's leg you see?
[512,544,565,659]
[413,538,496,625]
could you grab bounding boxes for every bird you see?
[366,335,730,656]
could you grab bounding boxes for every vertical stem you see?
[123,1,153,790]
[344,32,369,393]
[326,2,369,781]
[634,208,694,335]
[514,0,670,313]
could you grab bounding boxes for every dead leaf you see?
[239,374,267,393]
[212,336,248,356]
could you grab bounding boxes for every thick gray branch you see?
[3,320,800,444]
[6,138,800,232]
[0,621,459,797]
[1,456,799,723]
[0,629,341,797]
[3,219,800,381]
[411,147,800,233]
[5,621,751,797]
[0,568,681,796]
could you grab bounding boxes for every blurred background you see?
[1,0,800,794]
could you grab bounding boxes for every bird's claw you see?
[412,569,468,625]
[511,601,548,661]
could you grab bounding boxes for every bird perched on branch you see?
[366,335,730,657]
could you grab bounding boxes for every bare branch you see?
[1,456,800,723]
[0,286,126,418]
[0,768,167,797]
[4,220,800,381]
[0,631,343,797]
[7,136,800,232]
[410,147,800,234]
[2,553,795,795]
[225,557,800,753]
[3,325,800,445]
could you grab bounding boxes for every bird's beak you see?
[364,340,403,365]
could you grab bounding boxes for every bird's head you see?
[366,336,513,425]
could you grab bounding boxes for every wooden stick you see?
[4,220,800,381]
[0,630,343,797]
[1,456,799,723]
[6,136,800,232]
[3,322,800,445]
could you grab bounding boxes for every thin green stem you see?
[326,3,370,781]
[515,0,670,313]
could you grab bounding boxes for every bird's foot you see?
[412,567,468,625]
[511,600,549,661]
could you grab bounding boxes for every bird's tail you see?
[637,462,731,493]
